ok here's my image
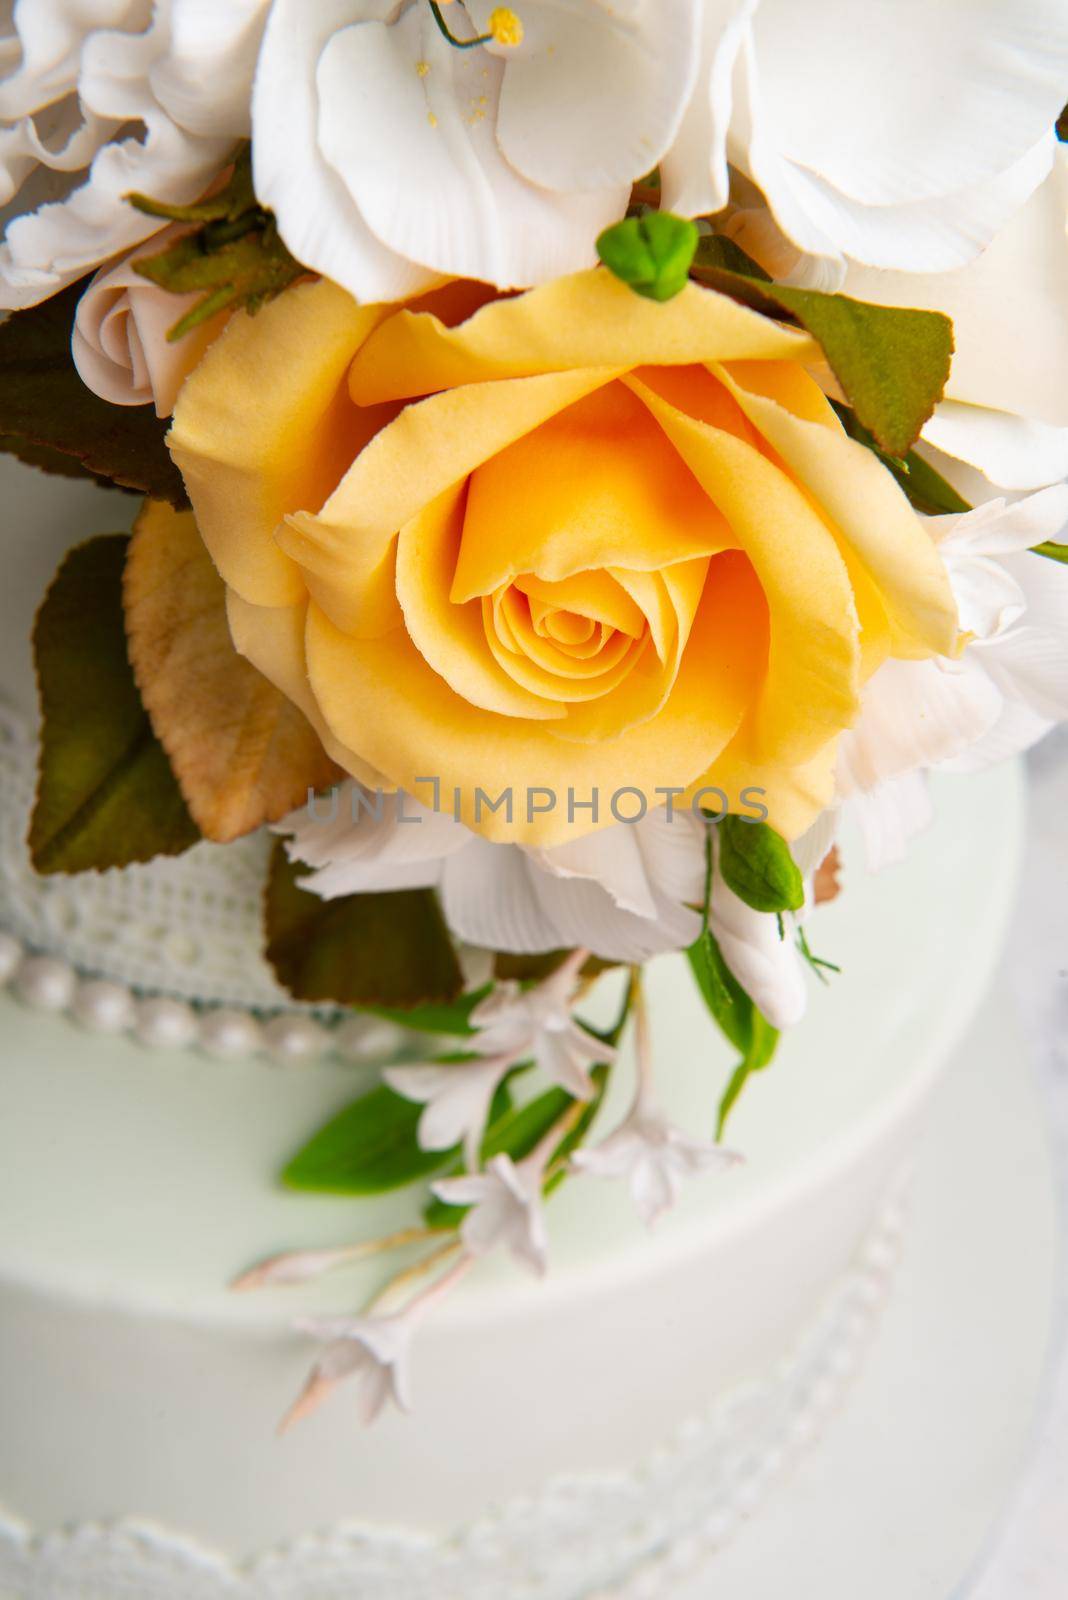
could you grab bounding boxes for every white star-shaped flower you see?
[283,1310,414,1431]
[386,951,611,1166]
[432,1152,550,1276]
[573,1106,739,1228]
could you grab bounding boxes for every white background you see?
[965,731,1068,1598]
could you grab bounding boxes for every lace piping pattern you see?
[0,697,304,1012]
[0,1187,907,1600]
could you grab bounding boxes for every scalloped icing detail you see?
[0,1183,907,1600]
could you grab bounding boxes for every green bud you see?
[596,211,699,303]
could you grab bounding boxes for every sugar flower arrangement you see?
[3,1,1068,1427]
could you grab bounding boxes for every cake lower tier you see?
[0,761,1022,1599]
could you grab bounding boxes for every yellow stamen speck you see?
[427,111,438,127]
[416,59,430,76]
[488,7,523,46]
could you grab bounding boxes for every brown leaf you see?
[124,499,341,842]
[813,846,841,906]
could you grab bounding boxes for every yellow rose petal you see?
[224,591,387,787]
[515,570,646,638]
[304,556,762,846]
[628,374,862,766]
[348,271,820,404]
[695,736,838,843]
[395,484,563,721]
[452,381,734,603]
[718,360,959,660]
[169,279,390,608]
[276,367,622,638]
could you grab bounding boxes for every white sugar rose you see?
[0,0,267,310]
[71,232,227,414]
[666,0,1068,286]
[251,0,699,302]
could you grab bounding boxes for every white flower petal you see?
[467,0,701,193]
[660,0,753,217]
[790,807,839,880]
[846,148,1068,427]
[751,0,1068,209]
[977,624,1068,723]
[837,656,1002,793]
[947,555,1026,640]
[252,0,435,304]
[921,404,1068,492]
[440,838,563,953]
[709,867,807,1030]
[71,238,223,414]
[938,697,1052,774]
[928,488,1068,558]
[385,1059,509,1163]
[151,0,268,139]
[630,1153,678,1227]
[314,7,624,290]
[844,771,934,873]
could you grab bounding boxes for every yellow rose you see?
[168,270,957,846]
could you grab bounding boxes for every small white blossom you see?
[573,1104,739,1227]
[432,1152,550,1277]
[282,1254,472,1430]
[386,952,612,1167]
[573,984,740,1226]
[385,1055,515,1171]
[282,1310,415,1431]
[467,955,611,1099]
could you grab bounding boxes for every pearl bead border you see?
[0,928,409,1066]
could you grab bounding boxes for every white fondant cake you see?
[0,460,1026,1596]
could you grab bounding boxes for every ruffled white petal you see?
[0,1,247,309]
[838,656,1001,793]
[845,771,934,873]
[920,405,1068,493]
[927,487,1068,559]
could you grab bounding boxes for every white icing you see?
[0,1184,905,1600]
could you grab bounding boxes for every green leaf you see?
[717,816,804,915]
[687,928,780,1135]
[1034,541,1068,566]
[690,232,771,281]
[832,404,971,515]
[265,843,464,1010]
[130,147,302,339]
[690,239,952,456]
[282,1085,456,1195]
[597,212,699,302]
[0,282,187,504]
[30,536,200,874]
[365,987,492,1037]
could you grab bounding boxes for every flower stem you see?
[630,966,657,1114]
[366,1238,464,1313]
[426,0,492,49]
[231,1225,437,1291]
